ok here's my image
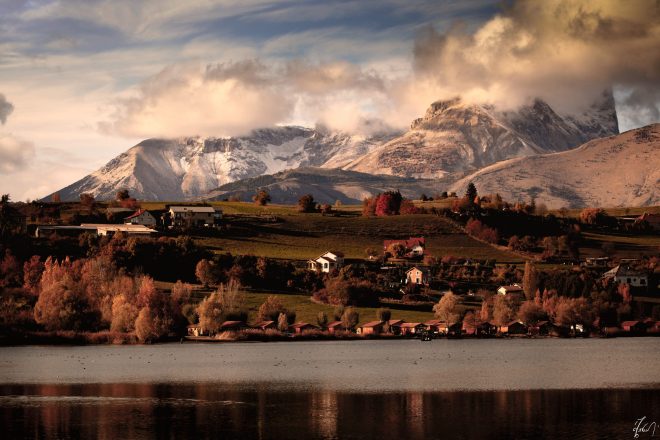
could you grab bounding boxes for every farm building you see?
[602,265,649,288]
[124,209,157,226]
[35,223,157,238]
[167,206,223,228]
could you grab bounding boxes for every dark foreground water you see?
[1,339,659,439]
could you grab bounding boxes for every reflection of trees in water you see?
[1,384,657,439]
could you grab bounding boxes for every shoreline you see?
[1,329,656,346]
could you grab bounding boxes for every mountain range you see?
[343,93,618,179]
[46,92,655,209]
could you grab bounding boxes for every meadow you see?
[191,208,521,262]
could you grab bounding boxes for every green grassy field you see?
[579,231,660,259]
[194,212,521,262]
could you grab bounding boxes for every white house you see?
[603,265,649,288]
[168,206,223,228]
[406,266,430,285]
[124,209,157,226]
[308,251,345,273]
[497,284,525,298]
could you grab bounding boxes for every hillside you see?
[449,124,660,209]
[343,93,618,179]
[201,167,444,204]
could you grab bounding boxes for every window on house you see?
[640,279,646,285]
[627,278,632,283]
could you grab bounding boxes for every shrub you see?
[252,189,271,206]
[298,194,317,213]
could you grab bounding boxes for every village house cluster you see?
[188,314,660,339]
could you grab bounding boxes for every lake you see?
[1,338,659,439]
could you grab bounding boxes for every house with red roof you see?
[289,322,318,334]
[358,321,385,335]
[326,321,344,333]
[399,322,426,336]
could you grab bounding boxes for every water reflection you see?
[1,383,657,439]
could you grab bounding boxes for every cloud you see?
[0,94,14,124]
[410,0,660,123]
[0,133,35,173]
[101,59,391,137]
[101,0,660,138]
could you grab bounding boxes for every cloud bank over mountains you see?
[99,0,660,139]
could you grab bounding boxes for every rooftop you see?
[169,206,218,213]
[360,321,385,328]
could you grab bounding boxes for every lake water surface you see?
[1,338,659,439]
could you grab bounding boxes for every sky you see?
[0,0,658,201]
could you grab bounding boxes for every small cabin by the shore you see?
[358,321,385,335]
[387,319,405,335]
[289,322,318,334]
[253,321,276,331]
[621,320,647,333]
[326,321,344,333]
[399,322,425,336]
[498,320,528,335]
[219,321,248,333]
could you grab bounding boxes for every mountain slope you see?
[449,124,660,209]
[201,167,443,204]
[343,93,618,179]
[48,127,398,201]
